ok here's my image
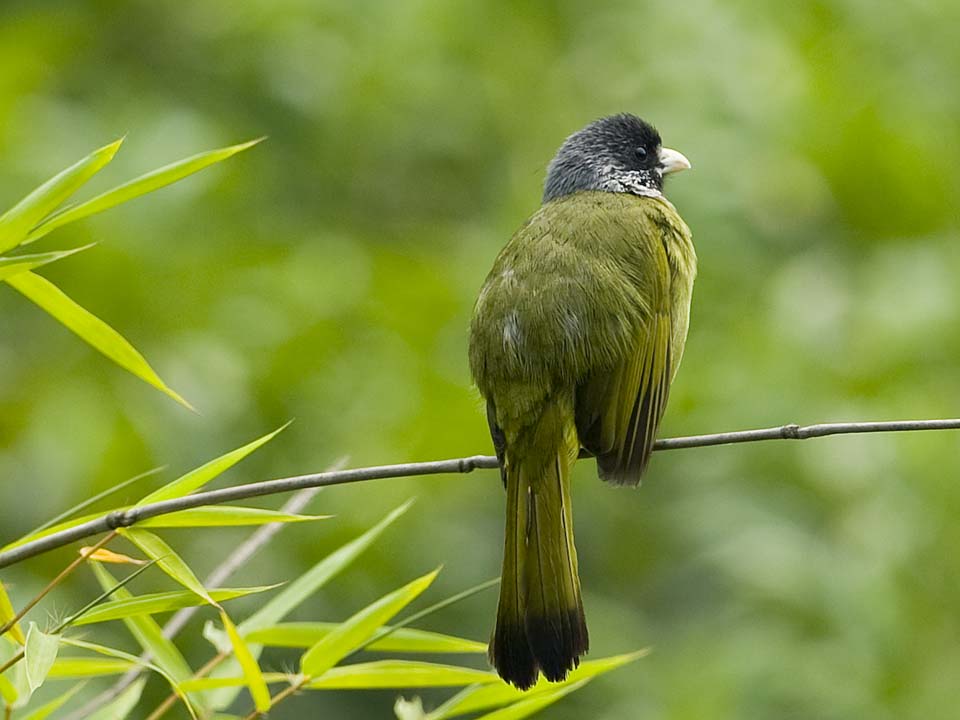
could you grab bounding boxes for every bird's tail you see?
[489,401,588,690]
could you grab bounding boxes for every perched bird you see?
[468,113,695,689]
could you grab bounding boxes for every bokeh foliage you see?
[1,0,960,718]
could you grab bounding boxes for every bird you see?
[468,113,695,689]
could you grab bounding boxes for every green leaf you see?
[301,569,439,678]
[135,424,290,507]
[0,671,17,704]
[0,139,121,253]
[24,139,263,244]
[73,585,279,625]
[60,638,198,720]
[23,623,59,692]
[0,245,92,282]
[0,580,25,645]
[220,611,271,712]
[118,528,212,604]
[307,660,497,690]
[4,271,192,408]
[427,652,647,719]
[201,500,413,712]
[472,679,590,720]
[178,673,293,693]
[1,510,128,554]
[89,563,194,687]
[47,657,135,678]
[239,499,414,635]
[138,505,328,528]
[19,681,84,720]
[247,623,486,654]
[87,677,145,720]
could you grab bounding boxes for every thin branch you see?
[61,460,345,720]
[1,417,958,570]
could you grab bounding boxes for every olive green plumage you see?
[470,183,696,688]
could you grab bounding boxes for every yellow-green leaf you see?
[89,563,194,687]
[0,580,25,644]
[47,657,135,678]
[84,678,147,720]
[24,139,263,244]
[0,139,121,252]
[1,509,128,554]
[428,652,647,719]
[118,528,212,603]
[178,673,293,693]
[301,569,439,678]
[0,246,92,282]
[73,585,279,625]
[306,660,497,690]
[19,681,84,720]
[221,611,270,712]
[86,677,144,720]
[473,680,590,720]
[135,424,290,507]
[4,271,192,409]
[247,622,486,654]
[138,505,327,528]
[24,623,59,692]
[60,638,198,720]
[201,500,413,712]
[0,671,17,704]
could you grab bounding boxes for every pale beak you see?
[658,147,692,175]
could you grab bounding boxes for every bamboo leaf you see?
[60,638,198,720]
[0,139,121,253]
[301,569,439,678]
[1,509,128,554]
[90,563,194,686]
[138,505,328,528]
[239,499,414,635]
[4,271,192,408]
[47,657,135,678]
[25,139,263,244]
[247,623,486,654]
[307,660,497,690]
[24,623,59,692]
[135,424,290,507]
[201,500,414,711]
[118,528,212,603]
[472,679,590,720]
[80,547,145,564]
[19,681,84,720]
[86,677,145,720]
[427,652,647,719]
[220,611,271,712]
[73,585,279,625]
[0,246,92,282]
[178,673,293,693]
[0,670,17,704]
[0,581,25,645]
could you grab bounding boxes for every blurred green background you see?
[2,0,960,717]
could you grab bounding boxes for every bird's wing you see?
[573,208,676,486]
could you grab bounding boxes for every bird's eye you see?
[634,146,648,161]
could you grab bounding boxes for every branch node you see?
[782,424,802,440]
[104,511,126,530]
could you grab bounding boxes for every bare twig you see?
[2,418,959,570]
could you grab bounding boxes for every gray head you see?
[543,113,691,203]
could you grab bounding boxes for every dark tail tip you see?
[525,607,589,682]
[490,617,539,690]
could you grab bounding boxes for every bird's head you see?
[543,113,691,203]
